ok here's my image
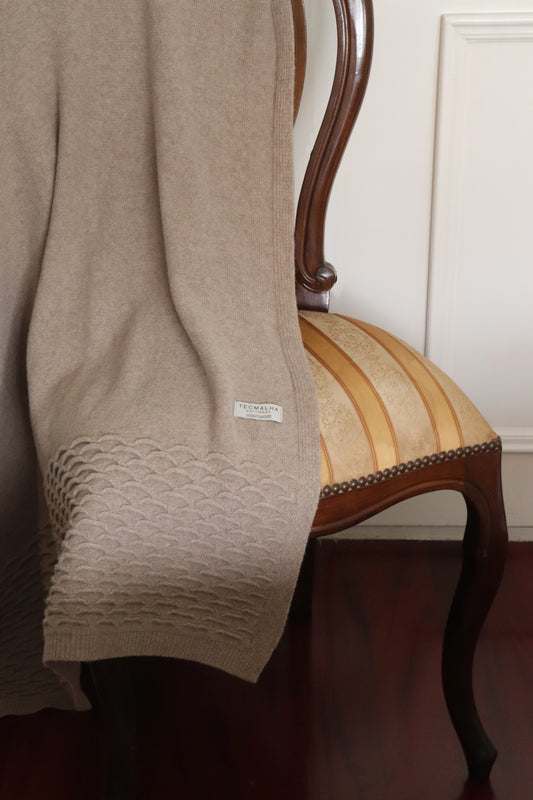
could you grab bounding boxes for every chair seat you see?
[299,311,499,498]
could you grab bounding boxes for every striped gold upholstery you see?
[298,311,498,495]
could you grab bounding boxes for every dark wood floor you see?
[0,540,532,800]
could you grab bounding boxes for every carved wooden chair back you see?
[293,0,373,312]
[290,0,507,783]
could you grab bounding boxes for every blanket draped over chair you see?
[0,0,320,714]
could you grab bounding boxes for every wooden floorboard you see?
[0,540,532,799]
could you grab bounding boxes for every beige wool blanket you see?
[0,0,320,714]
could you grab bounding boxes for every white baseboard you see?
[332,526,533,542]
[500,428,533,453]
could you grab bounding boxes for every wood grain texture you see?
[0,541,531,799]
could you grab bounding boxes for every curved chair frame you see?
[295,0,373,312]
[293,0,508,782]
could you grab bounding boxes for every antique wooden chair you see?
[92,0,508,794]
[292,0,507,783]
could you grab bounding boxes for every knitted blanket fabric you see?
[0,0,320,713]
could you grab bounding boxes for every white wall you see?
[294,0,533,535]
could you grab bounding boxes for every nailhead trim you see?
[319,437,502,499]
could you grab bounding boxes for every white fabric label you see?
[234,401,283,423]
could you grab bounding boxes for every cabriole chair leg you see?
[442,454,508,781]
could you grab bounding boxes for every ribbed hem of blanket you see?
[45,627,280,696]
[0,690,77,717]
